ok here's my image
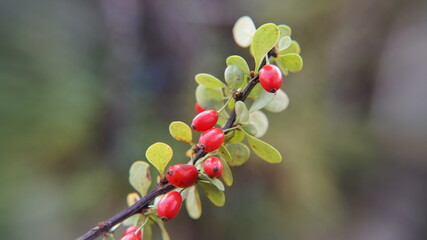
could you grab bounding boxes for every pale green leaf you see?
[275,57,289,76]
[242,129,282,163]
[227,129,246,143]
[153,217,170,240]
[127,192,140,207]
[224,65,244,89]
[232,16,256,48]
[195,73,227,88]
[169,121,192,143]
[277,53,303,73]
[249,111,269,138]
[279,40,301,55]
[235,101,249,123]
[278,36,292,51]
[278,24,292,37]
[226,55,251,76]
[145,142,173,175]
[200,173,225,191]
[226,143,251,166]
[185,185,202,219]
[122,213,143,226]
[217,145,233,186]
[251,23,280,72]
[265,89,289,113]
[129,161,152,196]
[143,221,152,240]
[248,84,264,99]
[250,90,275,112]
[195,85,224,111]
[200,182,226,207]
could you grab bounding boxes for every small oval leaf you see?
[242,129,282,163]
[264,89,289,113]
[228,129,246,143]
[232,16,256,48]
[235,101,249,123]
[195,85,224,111]
[226,143,251,166]
[127,192,141,207]
[251,23,280,72]
[200,182,226,207]
[226,55,251,76]
[249,111,269,138]
[195,73,227,88]
[279,40,301,55]
[277,53,303,73]
[217,145,233,186]
[278,24,292,37]
[145,143,173,175]
[153,217,171,240]
[278,36,292,51]
[169,121,192,143]
[186,185,202,219]
[129,161,152,196]
[250,90,275,112]
[123,213,143,227]
[224,65,244,89]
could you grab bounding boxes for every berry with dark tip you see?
[191,110,219,132]
[203,157,223,178]
[166,164,199,188]
[198,128,225,152]
[259,64,282,93]
[157,191,182,221]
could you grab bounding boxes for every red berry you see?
[166,164,199,188]
[195,103,205,113]
[122,226,140,238]
[259,64,282,93]
[121,232,141,240]
[198,128,224,152]
[157,191,182,221]
[191,110,219,132]
[203,157,223,178]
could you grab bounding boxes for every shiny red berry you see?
[157,191,182,221]
[122,226,140,238]
[195,103,205,113]
[259,64,282,93]
[191,110,219,132]
[198,128,225,152]
[121,231,141,240]
[203,157,223,178]
[166,164,199,188]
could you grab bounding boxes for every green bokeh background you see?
[1,0,427,239]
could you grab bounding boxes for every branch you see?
[76,52,272,240]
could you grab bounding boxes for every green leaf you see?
[186,185,202,219]
[275,57,289,76]
[145,142,173,175]
[127,192,140,207]
[200,173,225,191]
[249,111,269,138]
[123,213,143,226]
[279,40,301,55]
[143,221,152,240]
[169,121,192,143]
[200,182,226,207]
[224,65,244,89]
[232,16,256,48]
[235,101,249,123]
[264,89,289,113]
[153,217,171,240]
[226,55,251,76]
[228,129,246,143]
[277,53,303,73]
[242,129,282,163]
[195,73,227,88]
[278,24,292,37]
[250,90,275,112]
[248,84,264,99]
[226,143,251,166]
[278,36,292,51]
[129,161,152,196]
[217,145,233,186]
[251,23,280,72]
[195,85,224,111]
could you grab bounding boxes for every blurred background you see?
[1,0,427,239]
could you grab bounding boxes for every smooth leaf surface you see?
[248,84,264,99]
[226,143,251,166]
[200,182,226,207]
[251,23,280,72]
[145,142,173,175]
[143,222,152,240]
[228,129,245,143]
[129,161,152,196]
[217,145,233,186]
[123,213,143,226]
[195,73,227,88]
[127,192,141,207]
[153,217,171,240]
[278,24,292,37]
[242,129,282,163]
[226,55,251,76]
[279,40,301,55]
[186,185,202,219]
[232,16,256,48]
[224,65,244,89]
[249,111,269,138]
[195,85,224,111]
[250,90,275,112]
[278,36,292,51]
[265,89,289,112]
[169,121,192,143]
[235,101,249,123]
[277,53,303,73]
